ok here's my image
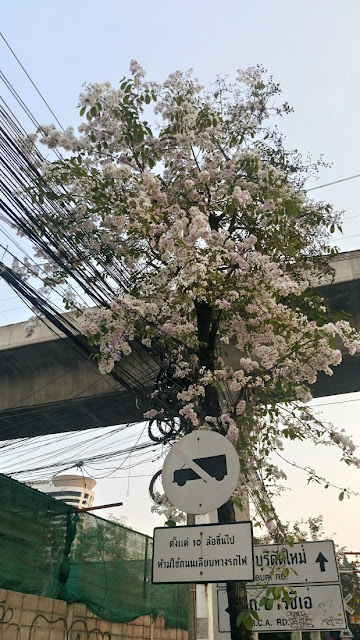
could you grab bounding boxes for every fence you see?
[0,473,187,629]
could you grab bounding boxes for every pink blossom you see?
[243,234,257,249]
[232,186,251,206]
[226,424,239,443]
[236,400,246,415]
[129,60,145,78]
[198,170,210,183]
[215,299,231,310]
[143,409,158,419]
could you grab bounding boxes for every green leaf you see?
[243,617,254,631]
[287,536,295,547]
[236,612,245,625]
[79,106,86,117]
[282,590,291,606]
[165,520,176,527]
[339,491,345,501]
[45,192,59,201]
[318,329,328,338]
[330,223,335,233]
[258,598,268,607]
[236,609,257,630]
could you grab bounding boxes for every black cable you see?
[329,232,360,243]
[307,173,360,192]
[0,32,64,130]
[0,420,137,475]
[311,396,360,408]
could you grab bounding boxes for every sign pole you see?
[187,513,197,640]
[196,514,210,640]
[234,489,253,640]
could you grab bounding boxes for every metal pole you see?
[188,513,197,640]
[75,501,123,512]
[195,514,210,640]
[143,536,149,599]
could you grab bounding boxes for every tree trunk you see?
[195,301,252,640]
[218,500,252,640]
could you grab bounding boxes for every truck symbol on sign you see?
[173,454,227,487]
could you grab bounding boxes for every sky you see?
[1,0,360,548]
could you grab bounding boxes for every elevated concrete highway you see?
[1,250,360,440]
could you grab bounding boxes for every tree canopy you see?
[12,59,360,640]
[23,62,360,522]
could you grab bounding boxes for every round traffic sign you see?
[162,431,240,514]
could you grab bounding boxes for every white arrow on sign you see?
[162,431,240,514]
[344,593,353,604]
[253,540,339,585]
[345,605,355,615]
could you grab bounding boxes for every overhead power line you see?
[307,173,360,192]
[312,396,360,408]
[329,232,360,243]
[0,32,64,130]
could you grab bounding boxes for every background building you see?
[27,474,96,508]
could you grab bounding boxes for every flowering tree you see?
[24,61,360,640]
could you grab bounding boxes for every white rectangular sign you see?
[152,522,254,584]
[217,583,347,633]
[254,540,339,585]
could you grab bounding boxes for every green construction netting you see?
[0,473,188,628]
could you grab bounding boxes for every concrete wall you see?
[0,587,188,640]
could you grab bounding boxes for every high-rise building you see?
[27,474,96,508]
